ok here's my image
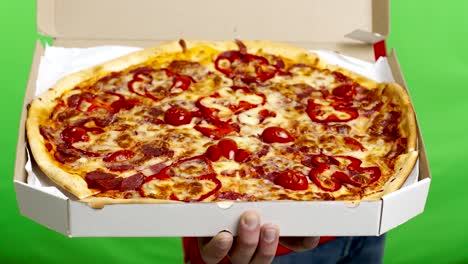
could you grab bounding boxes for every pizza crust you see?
[26,104,98,199]
[26,40,419,203]
[363,150,418,200]
[81,197,183,209]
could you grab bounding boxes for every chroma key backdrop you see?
[1,1,467,263]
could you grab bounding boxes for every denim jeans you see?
[273,235,386,264]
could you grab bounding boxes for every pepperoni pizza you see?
[26,40,418,208]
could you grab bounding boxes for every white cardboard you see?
[14,181,69,235]
[380,177,431,234]
[68,201,382,237]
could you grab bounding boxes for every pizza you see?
[26,40,418,208]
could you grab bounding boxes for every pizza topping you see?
[168,60,207,80]
[128,67,153,97]
[385,137,407,167]
[343,137,366,151]
[255,145,270,158]
[30,40,414,203]
[148,107,164,117]
[218,138,238,159]
[169,176,222,202]
[261,127,295,143]
[61,126,89,145]
[154,156,216,179]
[306,99,359,123]
[120,173,145,191]
[106,164,135,172]
[142,156,221,201]
[194,123,235,140]
[164,106,193,126]
[273,170,309,190]
[128,67,195,101]
[337,156,381,185]
[67,93,84,108]
[141,144,174,158]
[332,71,351,83]
[85,170,123,191]
[305,154,381,192]
[332,84,356,99]
[54,144,79,163]
[369,111,401,140]
[234,149,251,163]
[103,150,135,163]
[39,126,53,140]
[148,162,168,174]
[326,124,351,134]
[258,109,277,124]
[205,145,222,162]
[214,41,278,84]
[216,191,250,201]
[108,96,139,113]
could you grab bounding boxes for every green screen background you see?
[1,1,467,263]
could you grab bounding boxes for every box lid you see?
[37,0,389,44]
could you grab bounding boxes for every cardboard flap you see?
[37,0,388,43]
[379,178,431,234]
[15,181,69,236]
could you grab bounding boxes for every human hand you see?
[198,211,320,264]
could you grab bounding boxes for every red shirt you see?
[182,236,335,264]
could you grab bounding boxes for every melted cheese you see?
[44,44,404,202]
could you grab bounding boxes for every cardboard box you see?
[14,0,431,237]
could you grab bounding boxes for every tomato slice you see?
[273,170,309,190]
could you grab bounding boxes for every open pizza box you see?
[14,0,431,237]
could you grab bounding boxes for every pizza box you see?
[13,0,431,237]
